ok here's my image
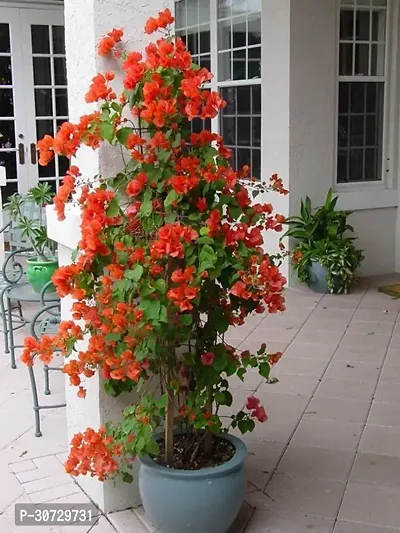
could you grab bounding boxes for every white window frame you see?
[334,0,399,195]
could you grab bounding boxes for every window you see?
[175,0,261,179]
[337,0,387,184]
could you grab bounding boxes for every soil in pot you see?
[154,433,235,470]
[139,433,247,533]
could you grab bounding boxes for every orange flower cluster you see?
[53,165,79,221]
[85,72,116,103]
[144,8,174,34]
[98,28,123,56]
[167,267,200,312]
[65,426,121,481]
[150,223,198,260]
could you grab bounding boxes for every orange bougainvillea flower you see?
[144,8,174,34]
[98,28,124,56]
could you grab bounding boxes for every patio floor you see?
[1,276,400,533]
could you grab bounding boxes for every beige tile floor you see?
[2,276,400,532]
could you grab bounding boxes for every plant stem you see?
[164,386,174,464]
[204,384,213,457]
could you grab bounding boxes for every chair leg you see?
[7,294,16,369]
[28,366,42,437]
[44,366,50,395]
[0,286,10,354]
[17,299,23,319]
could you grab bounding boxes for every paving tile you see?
[359,425,400,457]
[265,473,345,519]
[228,503,254,533]
[245,441,285,489]
[301,318,349,332]
[249,326,299,343]
[325,360,381,383]
[389,335,400,349]
[350,452,400,487]
[291,418,363,451]
[28,482,81,504]
[245,509,334,533]
[0,464,24,513]
[334,521,400,533]
[385,348,400,366]
[272,357,329,378]
[309,308,354,321]
[257,374,319,397]
[317,296,361,309]
[277,445,355,481]
[374,381,400,403]
[294,329,343,346]
[368,401,400,427]
[333,345,386,364]
[22,474,74,494]
[283,342,337,361]
[380,364,400,382]
[305,397,370,424]
[314,377,376,401]
[338,482,400,529]
[9,459,37,474]
[108,509,149,533]
[358,297,400,311]
[353,308,398,323]
[340,332,390,350]
[91,516,118,532]
[229,370,264,391]
[346,321,394,335]
[239,338,288,354]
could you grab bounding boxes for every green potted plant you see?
[21,11,287,533]
[284,189,363,294]
[4,182,57,293]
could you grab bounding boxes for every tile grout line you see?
[331,290,399,532]
[252,289,367,522]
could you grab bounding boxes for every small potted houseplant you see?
[284,189,363,293]
[21,11,288,533]
[4,183,57,293]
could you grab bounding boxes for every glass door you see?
[20,7,68,194]
[0,5,66,204]
[0,8,30,200]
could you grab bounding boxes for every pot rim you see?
[138,433,247,480]
[27,257,58,264]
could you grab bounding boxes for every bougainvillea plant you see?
[22,9,288,481]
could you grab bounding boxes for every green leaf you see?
[159,305,168,323]
[200,227,209,236]
[99,121,115,143]
[215,390,233,407]
[259,362,271,379]
[180,314,193,326]
[105,332,121,342]
[156,394,168,410]
[126,264,144,282]
[140,299,161,320]
[165,190,178,207]
[140,198,153,216]
[106,198,120,218]
[238,419,256,434]
[229,206,243,220]
[122,472,134,484]
[154,278,166,294]
[237,367,246,381]
[116,127,133,146]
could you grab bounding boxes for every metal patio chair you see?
[28,281,65,437]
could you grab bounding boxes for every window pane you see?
[237,117,251,146]
[31,25,50,54]
[0,153,17,180]
[175,0,186,28]
[248,16,261,46]
[365,148,378,180]
[337,150,348,183]
[356,10,370,40]
[371,43,385,75]
[372,9,386,40]
[187,31,199,54]
[248,47,261,78]
[232,17,246,48]
[0,57,12,85]
[233,49,246,80]
[218,19,231,50]
[0,24,11,53]
[0,89,14,117]
[252,118,261,147]
[350,82,365,113]
[350,115,364,146]
[199,1,210,23]
[199,26,210,54]
[55,88,68,116]
[339,83,350,113]
[35,89,53,116]
[36,119,53,140]
[222,86,236,114]
[222,116,235,145]
[349,149,364,181]
[218,0,231,19]
[218,51,231,81]
[339,43,353,75]
[252,85,261,113]
[237,86,250,114]
[0,120,15,147]
[252,149,260,179]
[54,57,67,85]
[355,43,369,75]
[33,57,51,85]
[338,115,349,147]
[340,9,354,40]
[186,0,199,26]
[237,147,251,170]
[52,26,65,54]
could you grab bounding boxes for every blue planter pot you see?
[307,261,340,294]
[138,434,247,533]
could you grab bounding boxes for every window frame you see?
[334,0,396,191]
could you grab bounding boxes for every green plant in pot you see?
[5,182,57,293]
[21,11,288,533]
[284,189,363,293]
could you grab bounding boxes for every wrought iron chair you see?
[0,201,47,354]
[28,281,65,437]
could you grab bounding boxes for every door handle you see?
[30,143,37,165]
[18,143,25,165]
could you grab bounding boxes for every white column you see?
[261,0,337,285]
[47,0,173,514]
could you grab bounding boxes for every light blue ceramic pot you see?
[138,434,247,533]
[307,260,340,294]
